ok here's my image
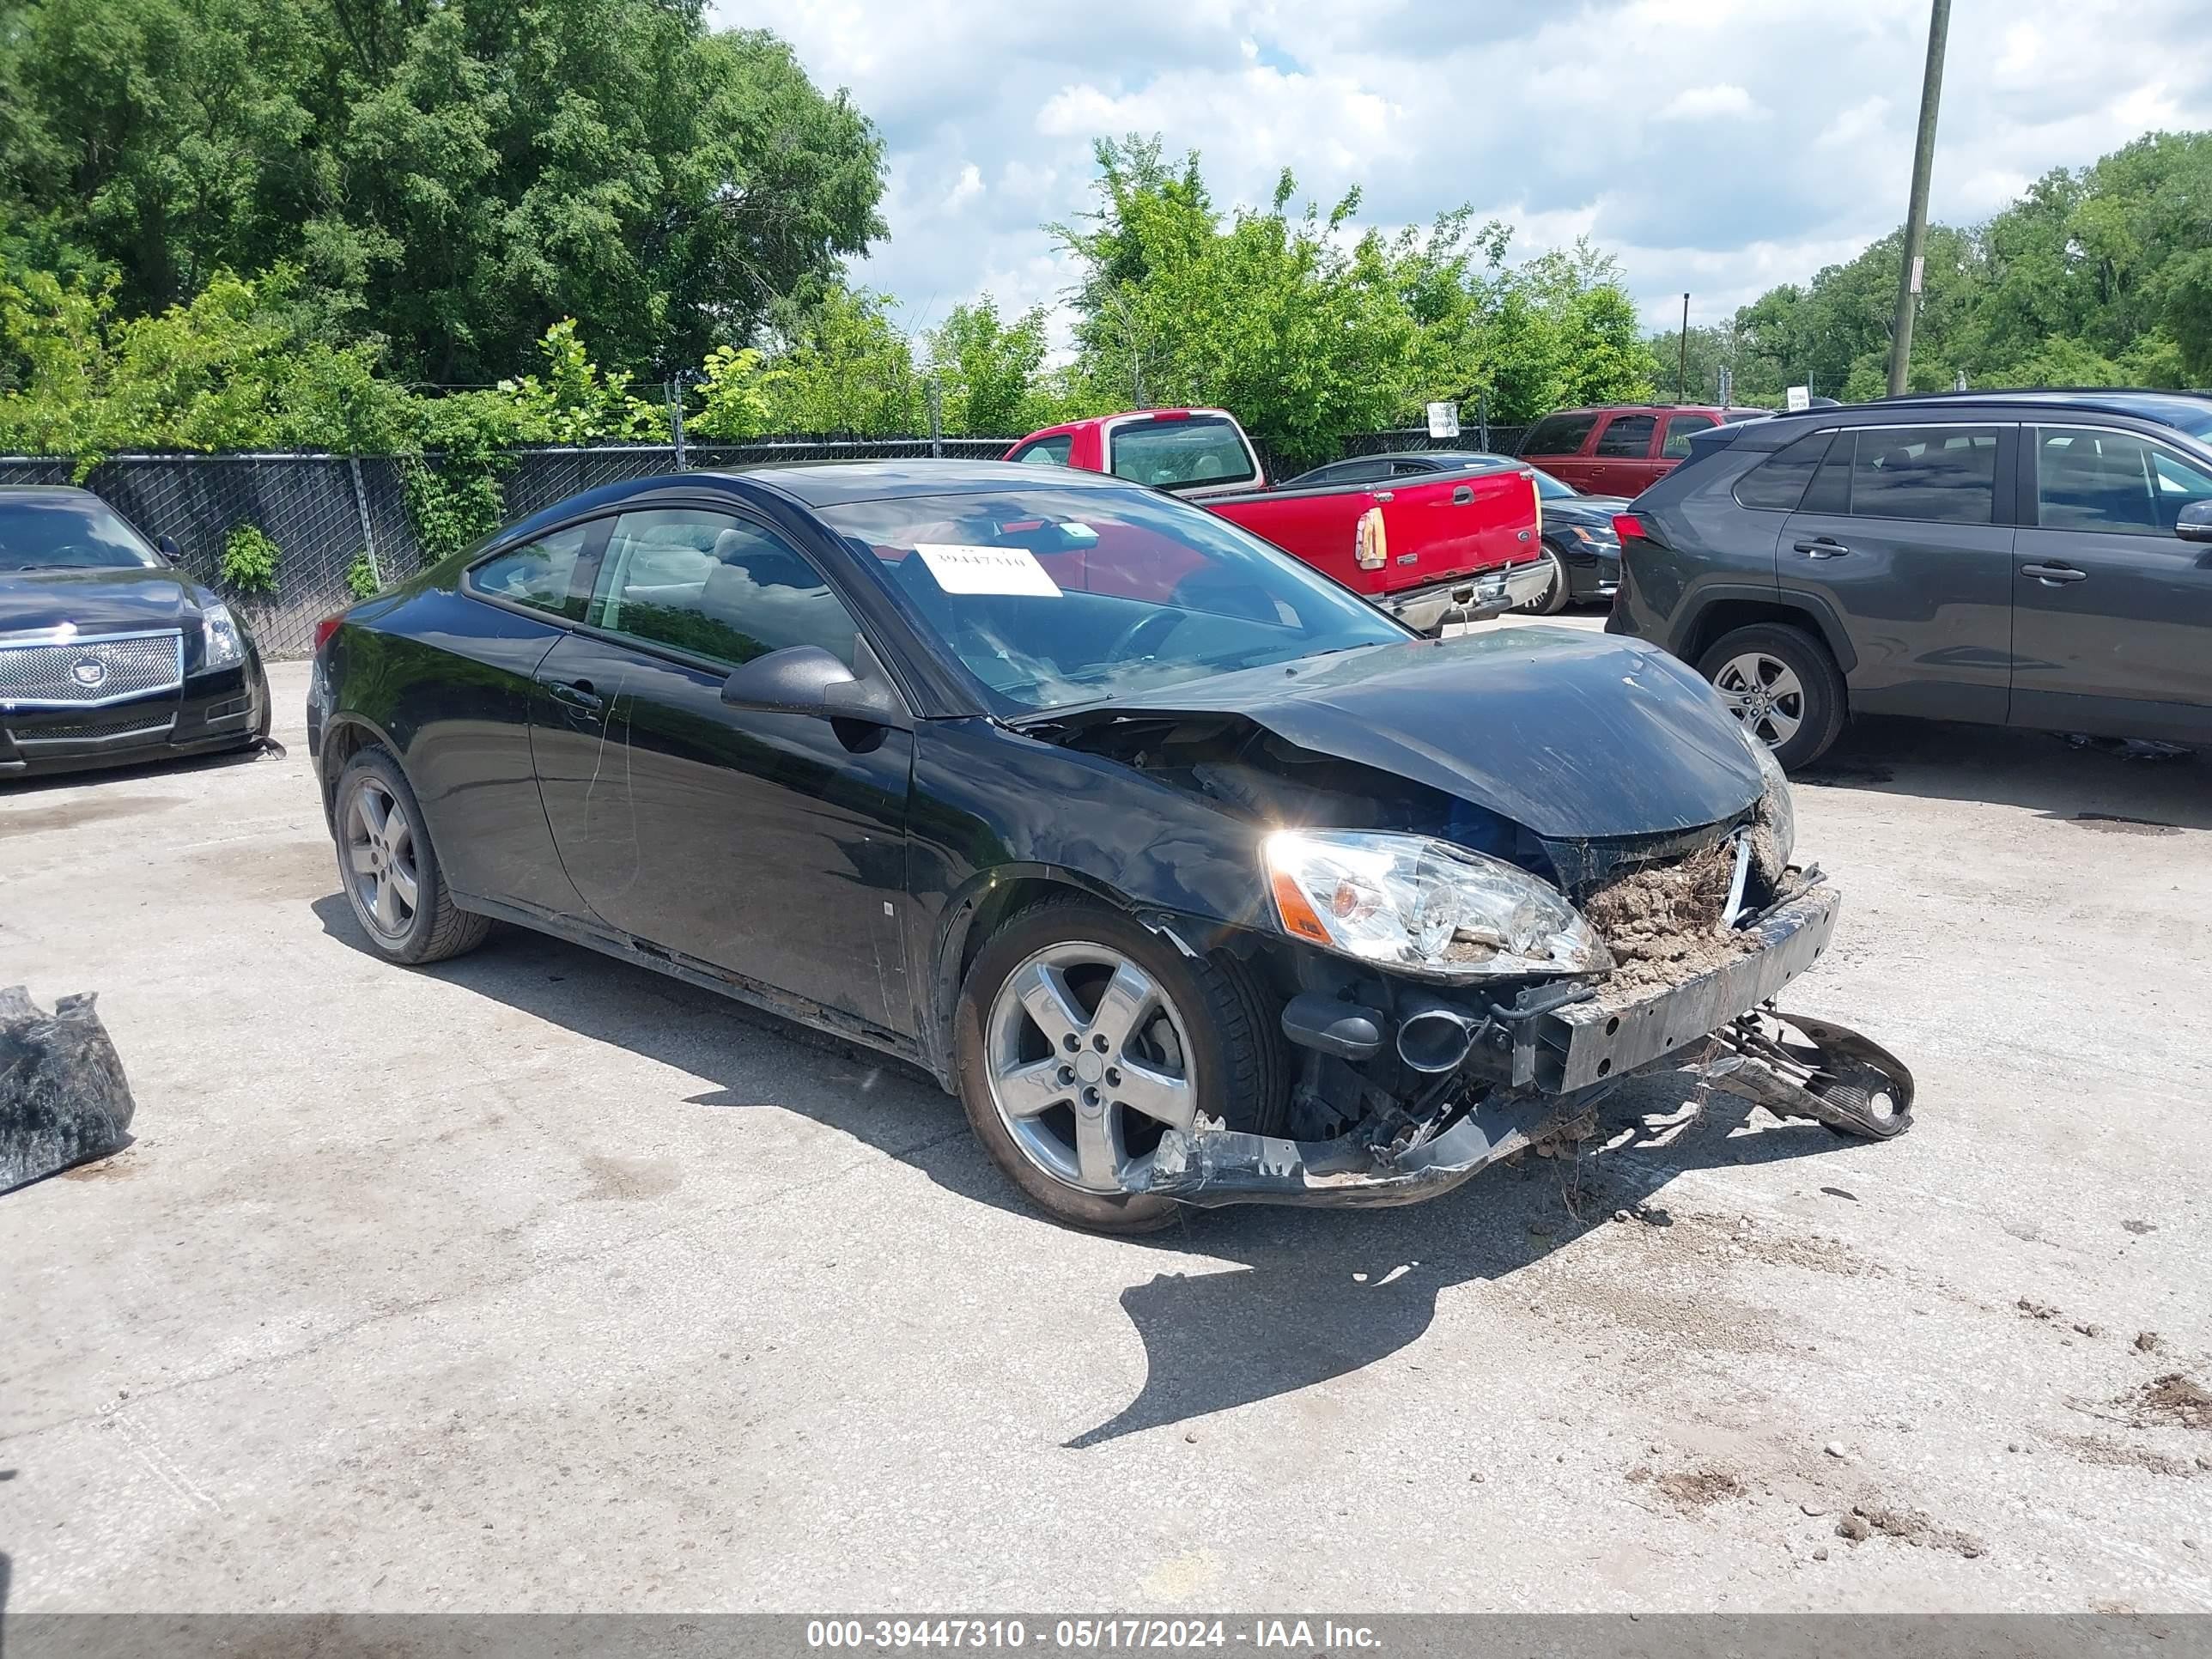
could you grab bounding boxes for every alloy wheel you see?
[982,941,1197,1195]
[1712,651,1805,749]
[343,778,421,942]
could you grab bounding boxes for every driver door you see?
[529,507,915,1033]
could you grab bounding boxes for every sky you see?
[715,0,2212,344]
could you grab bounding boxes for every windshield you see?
[822,483,1410,714]
[0,496,163,572]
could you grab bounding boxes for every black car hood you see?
[1034,627,1762,840]
[1544,494,1629,530]
[0,565,204,635]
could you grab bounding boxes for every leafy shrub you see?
[220,524,283,595]
[344,550,380,599]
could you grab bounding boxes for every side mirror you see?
[2176,501,2212,544]
[155,534,182,562]
[719,643,908,728]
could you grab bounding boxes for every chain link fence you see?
[0,428,1528,659]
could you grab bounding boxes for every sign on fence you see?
[1425,402,1461,440]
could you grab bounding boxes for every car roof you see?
[722,459,1137,507]
[1869,388,2212,427]
[1534,404,1766,419]
[0,485,98,502]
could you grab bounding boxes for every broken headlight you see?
[1263,830,1612,981]
[1744,728,1795,868]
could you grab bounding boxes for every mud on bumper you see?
[1133,884,1910,1208]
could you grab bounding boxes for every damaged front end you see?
[1091,726,1909,1206]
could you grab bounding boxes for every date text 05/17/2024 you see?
[805,1619,1382,1650]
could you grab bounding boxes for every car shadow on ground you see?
[313,893,1874,1449]
[1796,716,2208,831]
[0,738,282,799]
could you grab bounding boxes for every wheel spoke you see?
[356,787,389,842]
[1011,960,1085,1050]
[1088,962,1157,1054]
[1115,1059,1194,1132]
[996,1057,1068,1120]
[384,815,411,862]
[373,873,401,932]
[346,842,376,875]
[1073,1107,1124,1189]
[387,859,419,910]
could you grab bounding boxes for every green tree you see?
[924,299,1051,435]
[0,2,887,383]
[754,287,923,433]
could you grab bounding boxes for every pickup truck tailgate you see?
[1377,466,1541,593]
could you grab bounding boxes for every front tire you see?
[332,748,491,965]
[1696,623,1847,771]
[954,896,1286,1234]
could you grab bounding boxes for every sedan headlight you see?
[200,604,246,670]
[1264,830,1612,981]
[1744,728,1796,868]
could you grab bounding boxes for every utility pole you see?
[1887,0,1952,397]
[1675,293,1690,404]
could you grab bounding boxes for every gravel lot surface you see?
[5,626,2209,1613]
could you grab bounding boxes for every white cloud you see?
[1656,83,1765,122]
[717,0,2212,337]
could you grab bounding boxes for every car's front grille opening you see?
[9,708,179,746]
[0,631,185,707]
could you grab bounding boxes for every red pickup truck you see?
[1006,408,1548,633]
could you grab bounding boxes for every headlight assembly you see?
[200,603,246,670]
[1263,830,1612,981]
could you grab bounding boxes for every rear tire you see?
[332,747,491,965]
[954,896,1286,1234]
[1696,623,1847,771]
[1519,546,1571,615]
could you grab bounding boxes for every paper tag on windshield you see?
[915,543,1061,598]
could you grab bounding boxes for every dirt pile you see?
[2127,1373,2212,1431]
[1584,840,1757,996]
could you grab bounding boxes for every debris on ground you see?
[2061,1435,2203,1479]
[1,987,137,1194]
[2123,1219,2157,1235]
[1583,840,1757,996]
[2125,1374,2212,1431]
[2136,1332,2165,1354]
[2059,732,2193,763]
[1626,1464,1746,1516]
[2017,1297,2062,1322]
[1839,1502,1986,1558]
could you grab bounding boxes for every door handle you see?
[1452,485,1474,504]
[2021,562,2087,586]
[1792,537,1850,558]
[547,678,604,712]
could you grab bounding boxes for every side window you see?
[1011,435,1073,466]
[1593,415,1657,458]
[1522,413,1599,456]
[1732,428,1837,512]
[1313,459,1388,484]
[467,522,593,620]
[1389,459,1440,477]
[591,509,857,669]
[2035,426,2212,536]
[1848,425,1999,525]
[1662,412,1719,458]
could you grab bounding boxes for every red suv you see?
[1518,404,1769,496]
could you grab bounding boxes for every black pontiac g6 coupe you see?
[307,462,1911,1231]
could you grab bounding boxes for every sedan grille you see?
[0,631,185,708]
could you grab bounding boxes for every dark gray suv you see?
[1606,391,2212,768]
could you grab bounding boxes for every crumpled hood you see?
[0,566,202,636]
[1044,626,1763,840]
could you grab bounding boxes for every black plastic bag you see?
[1,986,137,1192]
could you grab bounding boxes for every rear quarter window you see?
[1522,413,1600,456]
[1010,434,1073,466]
[1731,429,1838,512]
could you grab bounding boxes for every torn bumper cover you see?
[1,987,137,1193]
[1133,884,1911,1207]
